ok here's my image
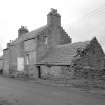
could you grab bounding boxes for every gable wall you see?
[3,49,10,75]
[0,59,3,71]
[24,38,37,65]
[24,38,38,78]
[9,42,24,73]
[47,26,71,48]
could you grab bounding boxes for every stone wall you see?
[0,59,3,70]
[24,39,36,52]
[24,65,38,79]
[47,26,71,48]
[72,38,105,79]
[41,65,62,79]
[3,49,9,75]
[73,56,105,79]
[24,38,38,78]
[9,42,24,73]
[24,39,37,64]
[40,65,73,79]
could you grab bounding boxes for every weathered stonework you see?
[3,48,10,75]
[2,9,105,80]
[72,37,105,79]
[41,65,62,79]
[3,9,71,78]
[40,65,74,79]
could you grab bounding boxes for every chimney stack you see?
[47,8,61,27]
[18,26,29,38]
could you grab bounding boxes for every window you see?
[45,37,48,45]
[26,54,30,65]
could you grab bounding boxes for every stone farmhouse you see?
[3,8,105,79]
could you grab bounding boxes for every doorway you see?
[37,66,41,78]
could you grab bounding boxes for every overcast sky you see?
[0,0,105,55]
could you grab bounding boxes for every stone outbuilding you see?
[37,37,105,79]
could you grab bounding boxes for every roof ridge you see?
[21,25,48,41]
[56,40,90,48]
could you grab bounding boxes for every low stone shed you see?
[36,64,73,79]
[37,37,105,79]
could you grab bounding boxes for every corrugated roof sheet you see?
[39,41,90,65]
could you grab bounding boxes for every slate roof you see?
[10,25,49,45]
[22,25,48,41]
[39,41,90,65]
